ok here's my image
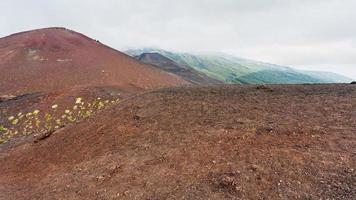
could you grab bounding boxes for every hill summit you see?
[0,28,187,95]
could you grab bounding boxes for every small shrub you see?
[0,96,119,144]
[0,125,7,133]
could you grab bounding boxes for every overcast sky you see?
[1,0,355,79]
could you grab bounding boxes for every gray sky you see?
[1,0,355,79]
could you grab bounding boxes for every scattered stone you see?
[96,175,105,181]
[222,176,235,186]
[219,175,240,193]
[123,190,130,196]
[0,95,16,102]
[256,84,268,90]
[257,126,274,134]
[256,84,273,92]
[265,127,273,132]
[250,164,259,172]
[33,129,56,143]
[108,165,121,176]
[133,115,140,121]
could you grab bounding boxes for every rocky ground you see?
[0,84,355,199]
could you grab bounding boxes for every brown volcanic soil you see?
[0,85,136,123]
[0,28,187,95]
[0,85,138,149]
[0,84,355,199]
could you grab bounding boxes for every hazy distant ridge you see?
[126,48,353,84]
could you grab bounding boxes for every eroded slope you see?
[0,84,355,199]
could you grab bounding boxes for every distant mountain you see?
[126,48,352,84]
[0,29,187,95]
[135,53,223,85]
[301,71,353,83]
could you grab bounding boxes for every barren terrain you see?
[0,84,355,199]
[0,28,187,95]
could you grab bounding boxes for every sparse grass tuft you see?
[0,97,120,144]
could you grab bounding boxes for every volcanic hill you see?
[0,28,188,95]
[0,28,355,200]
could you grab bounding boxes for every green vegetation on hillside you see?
[126,48,352,84]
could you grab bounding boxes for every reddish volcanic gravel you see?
[0,84,355,200]
[0,27,188,95]
[0,85,138,150]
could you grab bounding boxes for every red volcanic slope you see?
[0,84,354,199]
[0,27,188,95]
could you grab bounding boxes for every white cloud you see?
[0,0,355,79]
